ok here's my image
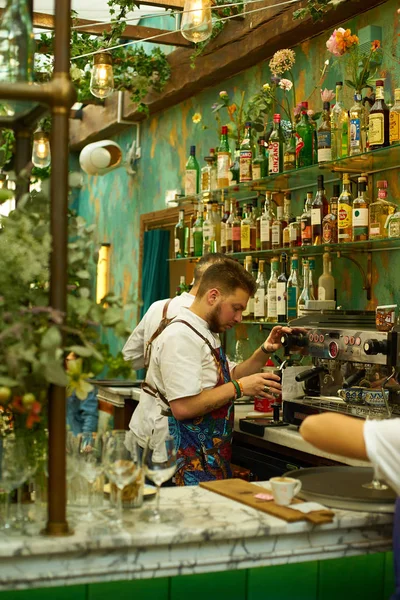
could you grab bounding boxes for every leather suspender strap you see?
[144,298,173,368]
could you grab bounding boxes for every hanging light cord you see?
[70,0,300,60]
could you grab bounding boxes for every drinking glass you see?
[362,412,389,491]
[0,436,29,531]
[103,431,139,526]
[142,435,177,523]
[78,432,104,522]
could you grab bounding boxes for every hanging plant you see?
[293,0,346,22]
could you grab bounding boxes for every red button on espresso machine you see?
[328,341,339,358]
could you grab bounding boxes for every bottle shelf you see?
[239,320,289,327]
[175,142,400,204]
[167,237,400,262]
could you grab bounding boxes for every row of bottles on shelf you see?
[174,174,399,258]
[184,82,400,194]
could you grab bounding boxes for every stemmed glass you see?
[103,431,139,526]
[0,436,29,531]
[362,410,389,491]
[142,435,177,523]
[78,432,104,522]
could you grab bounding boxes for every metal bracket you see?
[117,91,141,159]
[336,250,372,300]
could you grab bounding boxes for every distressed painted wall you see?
[75,0,400,357]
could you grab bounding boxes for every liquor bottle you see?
[322,184,339,244]
[200,149,217,192]
[174,209,185,258]
[338,174,354,243]
[388,210,400,238]
[193,202,204,257]
[202,203,215,254]
[318,252,335,301]
[368,80,390,150]
[267,257,279,323]
[282,192,294,248]
[268,114,285,174]
[297,260,311,317]
[287,254,300,320]
[390,89,400,145]
[188,210,196,257]
[369,180,396,239]
[331,82,349,159]
[252,197,261,250]
[252,136,268,180]
[258,191,275,250]
[242,255,254,319]
[290,216,302,248]
[311,175,329,245]
[185,146,200,196]
[300,192,313,246]
[176,275,188,296]
[283,132,296,172]
[217,126,232,188]
[317,102,332,163]
[240,122,253,183]
[211,203,221,251]
[277,253,288,323]
[220,197,230,253]
[240,206,252,252]
[349,94,365,155]
[230,147,240,185]
[308,257,317,300]
[225,199,234,253]
[296,102,314,168]
[254,259,267,321]
[232,204,242,252]
[271,206,284,249]
[249,203,257,251]
[352,176,369,242]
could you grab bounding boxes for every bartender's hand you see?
[239,372,281,399]
[262,326,293,353]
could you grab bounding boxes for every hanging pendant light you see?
[181,0,213,43]
[90,51,114,99]
[32,129,51,168]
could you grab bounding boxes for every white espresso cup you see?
[269,476,302,506]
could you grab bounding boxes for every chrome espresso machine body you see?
[281,311,400,427]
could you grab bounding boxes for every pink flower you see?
[326,27,345,57]
[279,78,293,91]
[219,91,228,98]
[321,88,335,102]
[307,109,315,119]
[294,102,303,116]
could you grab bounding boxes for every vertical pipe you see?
[44,0,73,536]
[14,130,31,203]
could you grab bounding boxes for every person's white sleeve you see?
[228,359,237,377]
[122,315,147,368]
[364,418,400,496]
[158,329,203,401]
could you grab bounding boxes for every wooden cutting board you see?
[199,479,335,524]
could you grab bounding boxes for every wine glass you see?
[0,436,29,531]
[78,432,104,522]
[142,435,177,524]
[362,408,389,491]
[103,431,139,526]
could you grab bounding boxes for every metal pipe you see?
[14,130,31,203]
[44,0,75,537]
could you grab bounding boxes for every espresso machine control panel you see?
[300,328,389,365]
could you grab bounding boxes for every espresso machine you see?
[280,310,400,427]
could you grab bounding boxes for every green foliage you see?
[293,0,335,22]
[0,127,15,168]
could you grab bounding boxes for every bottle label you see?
[220,223,227,248]
[283,150,296,170]
[295,133,304,156]
[210,169,217,191]
[268,142,280,174]
[241,224,251,249]
[311,208,322,226]
[252,164,261,180]
[323,221,334,243]
[189,228,194,253]
[353,207,368,227]
[283,228,290,246]
[174,238,180,254]
[267,289,277,318]
[390,112,400,144]
[276,282,287,317]
[369,113,384,145]
[254,290,266,317]
[338,203,352,230]
[185,170,198,196]
[203,223,215,241]
[317,131,332,162]
[350,118,361,148]
[243,297,254,317]
[287,286,298,318]
[217,153,231,187]
[271,224,281,245]
[232,226,241,241]
[226,226,232,241]
[240,151,252,182]
[301,221,311,244]
[369,223,381,237]
[318,286,326,301]
[260,220,271,242]
[290,224,298,241]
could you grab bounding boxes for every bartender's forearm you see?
[232,345,269,378]
[300,413,368,460]
[169,382,236,420]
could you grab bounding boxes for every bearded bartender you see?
[144,259,295,486]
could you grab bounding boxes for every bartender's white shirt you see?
[124,293,195,453]
[364,418,400,495]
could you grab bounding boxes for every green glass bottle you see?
[296,102,314,168]
[268,114,285,174]
[252,136,268,180]
[193,202,204,257]
[185,146,200,196]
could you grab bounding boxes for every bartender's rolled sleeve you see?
[364,417,400,496]
[158,328,204,401]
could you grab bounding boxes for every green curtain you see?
[140,229,170,318]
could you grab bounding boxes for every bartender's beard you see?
[208,304,224,333]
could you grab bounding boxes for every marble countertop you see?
[0,481,393,590]
[234,405,371,468]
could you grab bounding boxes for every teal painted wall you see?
[75,0,400,356]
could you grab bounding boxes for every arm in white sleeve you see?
[122,315,147,369]
[364,418,400,496]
